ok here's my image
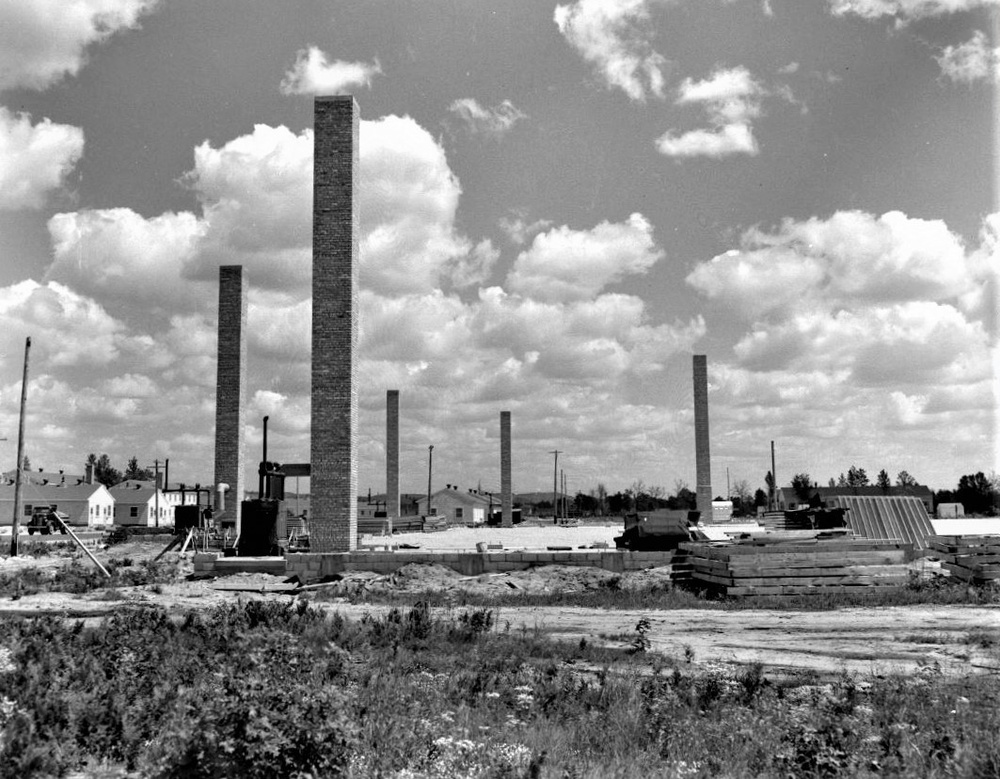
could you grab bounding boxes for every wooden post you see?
[53,514,110,578]
[9,337,30,558]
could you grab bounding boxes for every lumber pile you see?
[680,537,912,596]
[927,535,1000,584]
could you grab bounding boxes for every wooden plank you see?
[722,582,905,596]
[693,571,908,587]
[942,563,1000,582]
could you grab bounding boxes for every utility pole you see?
[770,440,777,512]
[426,445,434,517]
[550,450,561,522]
[10,337,30,557]
[561,469,566,518]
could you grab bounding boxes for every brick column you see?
[214,265,247,533]
[311,95,359,552]
[693,354,713,517]
[386,390,400,519]
[500,411,512,527]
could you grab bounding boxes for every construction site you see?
[185,95,998,601]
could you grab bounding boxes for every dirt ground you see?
[2,538,999,680]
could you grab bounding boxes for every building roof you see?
[828,495,935,549]
[109,483,160,504]
[419,488,494,507]
[0,481,107,503]
[1,470,91,487]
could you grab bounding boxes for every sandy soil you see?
[2,537,998,680]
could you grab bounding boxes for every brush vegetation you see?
[1,600,998,778]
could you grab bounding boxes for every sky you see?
[0,0,997,500]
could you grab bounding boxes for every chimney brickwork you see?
[386,390,400,518]
[693,354,713,516]
[310,95,359,552]
[214,265,247,532]
[500,411,512,527]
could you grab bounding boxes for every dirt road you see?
[2,543,998,679]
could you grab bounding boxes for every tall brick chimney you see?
[310,95,359,552]
[214,265,248,533]
[386,390,400,519]
[500,411,512,527]
[693,354,713,518]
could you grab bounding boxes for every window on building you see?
[130,506,139,518]
[23,504,32,516]
[455,508,464,519]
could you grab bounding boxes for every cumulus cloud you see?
[656,66,766,159]
[360,114,471,295]
[279,46,381,95]
[507,213,664,302]
[686,209,996,479]
[554,0,668,102]
[828,0,999,20]
[46,208,204,309]
[0,108,84,209]
[936,30,999,83]
[0,280,129,369]
[448,98,527,138]
[0,0,157,91]
[688,210,984,314]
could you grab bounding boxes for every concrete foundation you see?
[194,549,679,580]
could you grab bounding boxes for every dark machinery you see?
[614,510,702,551]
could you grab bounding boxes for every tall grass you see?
[1,601,998,777]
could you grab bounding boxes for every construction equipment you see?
[614,510,702,551]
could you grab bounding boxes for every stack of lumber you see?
[758,511,814,532]
[927,535,1000,584]
[680,537,911,596]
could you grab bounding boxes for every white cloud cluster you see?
[687,209,996,477]
[554,0,668,102]
[828,0,999,21]
[0,0,157,91]
[24,112,708,489]
[657,66,766,159]
[0,108,84,209]
[506,213,664,302]
[936,31,999,83]
[279,46,382,96]
[448,98,527,139]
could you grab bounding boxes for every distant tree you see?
[836,473,848,487]
[827,477,836,488]
[956,472,996,516]
[666,487,696,511]
[607,491,630,514]
[895,470,917,488]
[731,479,752,514]
[596,483,607,516]
[791,473,812,501]
[123,456,154,481]
[21,454,31,472]
[753,488,767,509]
[87,453,122,487]
[764,471,775,508]
[574,492,599,516]
[846,465,869,488]
[876,469,891,491]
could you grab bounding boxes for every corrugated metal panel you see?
[831,495,934,549]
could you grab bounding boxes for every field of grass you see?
[1,600,999,778]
